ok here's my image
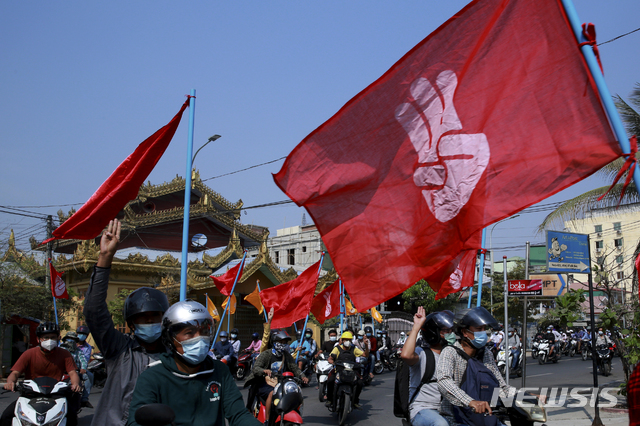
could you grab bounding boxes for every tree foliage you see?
[107,289,132,327]
[402,279,458,313]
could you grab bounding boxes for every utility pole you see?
[46,215,53,322]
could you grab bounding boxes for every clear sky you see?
[1,0,639,261]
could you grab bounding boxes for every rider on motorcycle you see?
[500,327,521,372]
[61,332,94,409]
[325,331,370,410]
[596,329,612,346]
[543,325,558,358]
[244,329,308,425]
[213,331,235,365]
[364,326,377,379]
[126,300,260,426]
[401,307,454,426]
[230,328,241,361]
[318,329,339,357]
[245,333,262,361]
[296,328,318,372]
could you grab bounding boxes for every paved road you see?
[0,353,627,425]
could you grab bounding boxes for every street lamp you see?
[192,134,221,164]
[489,214,520,315]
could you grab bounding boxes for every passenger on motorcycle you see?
[83,219,170,426]
[436,307,516,425]
[127,300,260,426]
[318,329,339,357]
[230,328,241,361]
[596,329,612,346]
[76,325,93,368]
[325,331,369,410]
[1,322,82,426]
[296,328,318,371]
[213,331,236,364]
[543,325,558,358]
[244,329,308,425]
[245,333,262,361]
[61,332,94,409]
[500,328,521,371]
[364,326,377,379]
[377,330,390,362]
[401,307,455,426]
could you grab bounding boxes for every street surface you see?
[0,354,628,425]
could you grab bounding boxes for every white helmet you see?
[400,331,406,337]
[162,300,214,353]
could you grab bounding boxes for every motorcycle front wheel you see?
[531,351,537,360]
[338,393,351,426]
[538,354,545,365]
[581,350,588,361]
[236,367,245,380]
[318,383,326,403]
[603,361,611,376]
[388,355,398,371]
[374,363,384,375]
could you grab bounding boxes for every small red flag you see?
[430,249,477,300]
[260,260,321,329]
[274,0,620,310]
[210,261,244,296]
[310,279,341,324]
[49,263,69,299]
[42,99,189,244]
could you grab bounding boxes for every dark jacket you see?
[127,353,260,426]
[244,349,305,387]
[83,266,166,426]
[213,340,235,359]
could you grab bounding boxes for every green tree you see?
[483,260,536,325]
[402,279,458,313]
[108,289,133,327]
[539,288,586,327]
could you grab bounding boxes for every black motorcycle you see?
[596,344,613,376]
[88,352,107,388]
[581,339,592,361]
[329,360,364,426]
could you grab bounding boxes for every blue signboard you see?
[546,231,591,273]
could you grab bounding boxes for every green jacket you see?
[127,353,261,426]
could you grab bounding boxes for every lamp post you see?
[489,214,520,315]
[192,134,221,165]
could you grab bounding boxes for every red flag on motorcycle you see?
[260,260,321,328]
[273,0,620,310]
[310,279,341,324]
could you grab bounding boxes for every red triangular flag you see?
[431,249,477,300]
[273,0,620,311]
[210,262,244,296]
[310,279,341,324]
[260,260,321,328]
[42,99,189,244]
[49,263,69,299]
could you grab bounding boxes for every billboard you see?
[529,273,569,297]
[508,279,543,296]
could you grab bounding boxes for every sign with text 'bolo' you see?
[508,279,543,296]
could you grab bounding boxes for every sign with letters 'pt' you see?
[508,279,543,296]
[546,231,591,274]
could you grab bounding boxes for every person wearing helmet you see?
[397,331,408,347]
[1,322,82,426]
[230,328,241,361]
[61,332,94,409]
[289,330,303,356]
[244,329,308,425]
[213,331,235,364]
[75,325,93,366]
[400,307,454,426]
[362,326,377,379]
[127,300,260,426]
[83,219,170,426]
[295,328,317,371]
[543,325,558,357]
[245,332,262,362]
[436,307,516,424]
[325,331,369,410]
[500,327,521,374]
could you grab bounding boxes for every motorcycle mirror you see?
[135,404,176,426]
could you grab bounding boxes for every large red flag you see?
[49,263,69,299]
[260,260,321,329]
[310,279,341,324]
[210,261,244,296]
[42,99,189,244]
[274,0,621,310]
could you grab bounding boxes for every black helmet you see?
[76,325,90,335]
[364,326,373,334]
[454,307,498,335]
[305,328,313,337]
[252,332,260,339]
[124,287,170,324]
[219,331,229,339]
[422,311,455,346]
[36,321,60,337]
[272,329,291,343]
[63,331,79,342]
[231,328,239,335]
[296,330,302,339]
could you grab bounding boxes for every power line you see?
[599,27,640,46]
[202,157,287,182]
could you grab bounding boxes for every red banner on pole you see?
[49,263,69,299]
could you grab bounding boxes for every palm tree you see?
[537,83,640,231]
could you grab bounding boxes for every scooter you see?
[329,360,364,426]
[8,377,74,426]
[596,344,613,376]
[562,338,577,357]
[581,339,592,361]
[316,353,333,403]
[88,352,107,388]
[252,372,304,426]
[537,339,560,365]
[496,348,523,377]
[236,350,254,380]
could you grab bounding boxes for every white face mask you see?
[41,339,57,352]
[343,340,352,348]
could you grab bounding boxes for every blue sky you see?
[1,0,639,260]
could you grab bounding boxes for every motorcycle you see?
[562,338,577,357]
[377,346,399,372]
[581,339,592,361]
[252,372,304,426]
[7,377,76,426]
[88,352,107,388]
[493,390,547,426]
[596,344,613,376]
[236,350,254,381]
[316,353,333,403]
[328,359,364,426]
[496,348,523,378]
[537,339,560,365]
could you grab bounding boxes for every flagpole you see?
[296,252,324,362]
[48,260,59,326]
[339,279,345,334]
[467,286,474,308]
[255,280,269,322]
[180,89,197,301]
[561,0,640,194]
[476,229,487,308]
[212,250,247,347]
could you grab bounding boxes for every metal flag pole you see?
[180,89,197,301]
[255,280,269,322]
[503,256,509,386]
[561,0,640,194]
[212,251,247,347]
[476,229,487,307]
[523,242,530,388]
[467,286,474,308]
[296,253,325,362]
[48,260,59,326]
[339,278,345,334]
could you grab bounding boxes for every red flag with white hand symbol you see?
[50,263,69,300]
[273,0,621,310]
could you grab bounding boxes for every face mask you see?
[329,336,337,341]
[134,323,162,343]
[508,333,513,337]
[468,331,488,349]
[230,334,238,339]
[78,334,87,342]
[343,340,352,348]
[358,335,364,341]
[273,342,287,356]
[444,332,457,345]
[598,331,603,335]
[178,336,211,365]
[41,339,57,352]
[220,338,228,342]
[366,333,372,337]
[305,334,312,339]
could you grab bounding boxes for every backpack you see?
[451,346,500,426]
[393,347,436,420]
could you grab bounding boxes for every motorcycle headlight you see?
[44,409,65,426]
[514,398,547,422]
[17,402,36,426]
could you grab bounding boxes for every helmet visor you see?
[168,319,214,338]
